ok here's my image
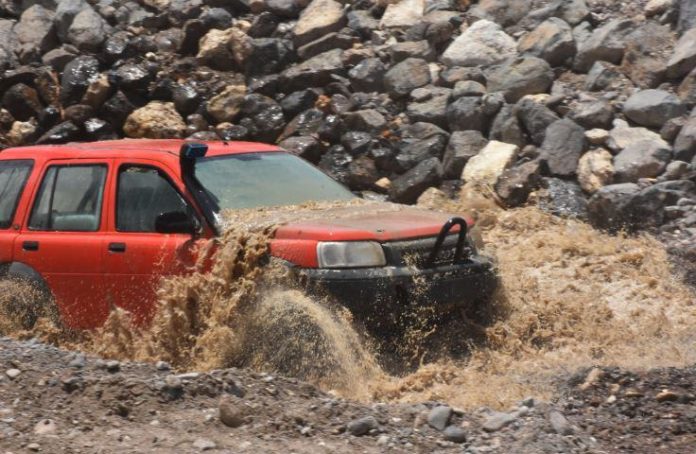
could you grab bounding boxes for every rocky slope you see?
[1,0,696,250]
[1,337,694,453]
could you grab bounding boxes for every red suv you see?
[0,140,496,331]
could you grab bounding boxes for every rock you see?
[27,443,40,452]
[587,183,641,231]
[568,99,614,130]
[573,19,633,73]
[678,0,696,33]
[7,121,37,145]
[206,84,247,123]
[395,133,448,172]
[343,109,386,134]
[282,48,344,92]
[621,22,672,89]
[297,31,354,60]
[462,141,518,186]
[55,0,87,42]
[346,156,379,190]
[678,68,696,105]
[443,425,467,443]
[389,40,435,63]
[656,389,680,402]
[441,20,516,68]
[407,87,450,127]
[446,96,487,132]
[36,121,81,144]
[61,56,100,105]
[14,5,57,60]
[585,61,624,91]
[486,57,554,103]
[390,157,443,204]
[380,0,425,29]
[348,58,386,93]
[81,74,111,110]
[112,63,151,91]
[515,98,559,145]
[470,0,530,27]
[384,58,431,98]
[219,399,246,428]
[279,136,322,163]
[607,120,669,153]
[34,419,57,435]
[123,102,186,139]
[5,368,21,379]
[518,18,576,66]
[613,139,672,182]
[623,90,686,129]
[646,0,673,17]
[549,411,573,435]
[585,128,609,145]
[577,148,613,193]
[495,159,543,207]
[674,116,696,161]
[2,83,42,121]
[346,415,378,436]
[67,7,109,52]
[539,177,588,219]
[280,89,319,117]
[347,10,378,38]
[442,130,488,179]
[293,0,346,47]
[193,438,216,451]
[540,119,587,176]
[427,405,452,431]
[197,27,251,71]
[482,411,518,432]
[452,80,486,98]
[666,28,696,79]
[490,104,525,147]
[628,180,696,229]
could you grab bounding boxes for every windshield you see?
[193,152,355,213]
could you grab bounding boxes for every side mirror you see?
[155,211,199,235]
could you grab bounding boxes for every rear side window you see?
[0,160,33,229]
[29,165,107,232]
[117,165,191,232]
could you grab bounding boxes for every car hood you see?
[272,202,471,242]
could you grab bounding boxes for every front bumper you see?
[295,255,497,330]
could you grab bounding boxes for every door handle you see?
[22,241,39,251]
[108,242,126,253]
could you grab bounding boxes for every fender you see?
[0,261,54,299]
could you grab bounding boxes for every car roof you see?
[0,139,283,160]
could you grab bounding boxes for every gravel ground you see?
[1,337,694,453]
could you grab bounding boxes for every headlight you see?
[316,241,386,268]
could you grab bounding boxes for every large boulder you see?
[383,58,431,98]
[567,98,614,130]
[462,140,518,186]
[620,22,673,89]
[348,58,386,93]
[407,86,450,127]
[486,57,554,103]
[389,157,443,204]
[442,130,488,179]
[60,56,100,105]
[441,20,517,68]
[515,98,560,145]
[380,0,425,29]
[577,148,614,193]
[623,90,687,129]
[281,48,344,91]
[666,28,696,79]
[674,115,696,161]
[55,0,87,42]
[518,18,576,66]
[14,5,57,60]
[494,159,543,207]
[489,104,525,147]
[678,0,696,34]
[539,118,586,176]
[197,27,252,71]
[67,8,109,52]
[607,119,669,153]
[446,96,487,132]
[613,139,672,182]
[573,19,633,72]
[123,102,186,138]
[206,83,247,123]
[587,183,641,231]
[293,0,346,47]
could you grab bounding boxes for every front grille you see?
[381,234,472,268]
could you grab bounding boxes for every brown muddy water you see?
[1,198,695,410]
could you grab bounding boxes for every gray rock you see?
[661,117,687,142]
[344,109,386,134]
[666,28,696,79]
[278,136,322,163]
[573,19,633,72]
[347,10,378,38]
[54,0,87,42]
[297,32,354,60]
[660,160,690,181]
[678,0,696,34]
[470,0,530,27]
[495,159,543,207]
[390,157,443,204]
[407,87,450,127]
[549,410,573,435]
[523,0,590,28]
[219,399,246,428]
[5,368,21,379]
[482,411,518,432]
[607,119,669,153]
[282,48,344,91]
[441,19,517,67]
[14,4,57,60]
[427,405,452,431]
[486,56,554,103]
[41,46,77,71]
[674,115,696,161]
[384,58,431,98]
[446,96,487,132]
[614,139,672,182]
[518,18,576,66]
[193,438,216,451]
[389,40,435,63]
[568,99,614,130]
[585,61,623,91]
[623,90,687,129]
[515,98,560,145]
[292,0,346,47]
[621,22,672,89]
[61,56,100,105]
[628,180,696,229]
[348,58,386,93]
[452,80,486,99]
[380,0,425,29]
[443,425,467,443]
[2,83,42,121]
[678,68,696,105]
[540,118,587,176]
[395,132,448,172]
[539,177,588,219]
[587,182,641,231]
[490,104,525,147]
[442,130,488,178]
[347,415,378,436]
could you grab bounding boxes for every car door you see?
[0,159,34,264]
[14,160,111,329]
[102,161,202,324]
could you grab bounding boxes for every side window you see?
[28,165,107,232]
[117,165,191,232]
[0,160,33,229]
